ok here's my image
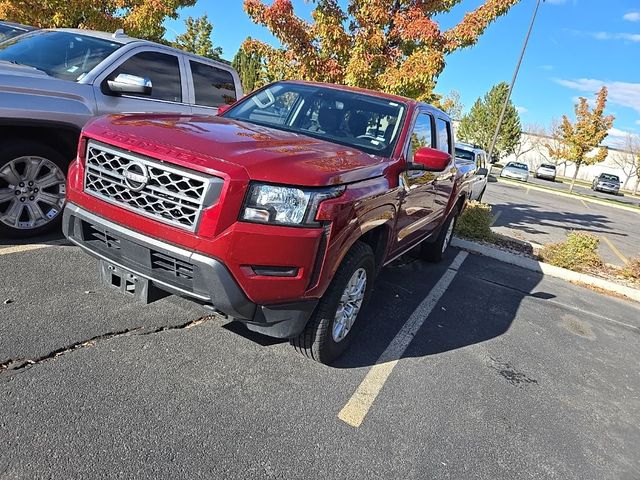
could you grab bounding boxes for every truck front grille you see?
[83,141,222,231]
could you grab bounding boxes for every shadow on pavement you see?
[491,202,625,237]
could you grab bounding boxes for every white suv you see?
[0,28,242,238]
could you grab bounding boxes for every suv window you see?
[190,61,237,107]
[408,112,433,162]
[435,118,451,154]
[110,51,182,103]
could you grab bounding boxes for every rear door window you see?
[190,60,237,107]
[435,118,452,154]
[109,51,182,103]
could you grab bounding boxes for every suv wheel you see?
[420,207,459,263]
[0,141,67,238]
[291,241,375,364]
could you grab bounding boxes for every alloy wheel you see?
[332,267,367,343]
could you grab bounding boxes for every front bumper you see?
[500,171,528,181]
[63,203,317,338]
[595,184,619,193]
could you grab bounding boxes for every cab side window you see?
[435,118,452,154]
[190,60,237,107]
[407,112,434,162]
[109,51,182,103]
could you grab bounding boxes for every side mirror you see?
[476,167,489,177]
[217,104,232,115]
[411,147,451,171]
[106,73,152,96]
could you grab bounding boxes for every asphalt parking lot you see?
[484,178,640,267]
[1,236,639,479]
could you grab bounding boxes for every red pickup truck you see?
[63,81,471,364]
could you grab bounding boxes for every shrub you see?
[540,232,603,272]
[621,258,640,281]
[455,201,496,241]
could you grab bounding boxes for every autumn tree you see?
[0,0,195,42]
[242,0,520,102]
[441,90,464,120]
[547,87,615,193]
[457,82,521,160]
[173,14,223,60]
[232,40,266,92]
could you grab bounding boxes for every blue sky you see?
[165,0,640,143]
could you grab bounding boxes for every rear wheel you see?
[420,207,459,263]
[0,141,67,238]
[291,242,375,364]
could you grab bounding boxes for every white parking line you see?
[338,251,468,427]
[0,240,68,256]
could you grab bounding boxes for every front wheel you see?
[0,141,67,238]
[291,242,375,364]
[420,207,459,263]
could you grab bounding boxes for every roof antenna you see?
[112,29,126,38]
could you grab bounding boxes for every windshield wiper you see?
[0,59,48,75]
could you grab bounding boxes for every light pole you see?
[487,0,543,165]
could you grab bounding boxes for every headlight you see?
[241,183,345,227]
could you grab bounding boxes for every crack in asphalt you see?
[0,315,216,377]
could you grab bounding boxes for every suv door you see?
[94,48,192,115]
[186,59,240,114]
[394,110,439,250]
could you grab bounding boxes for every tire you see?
[420,206,459,263]
[0,140,68,238]
[291,241,375,364]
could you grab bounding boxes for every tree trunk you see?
[569,164,580,193]
[634,178,640,196]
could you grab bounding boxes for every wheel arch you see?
[0,119,81,163]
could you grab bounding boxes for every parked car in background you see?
[63,80,471,363]
[0,20,35,42]
[534,163,556,181]
[0,28,242,238]
[592,173,621,195]
[500,161,529,182]
[455,143,489,201]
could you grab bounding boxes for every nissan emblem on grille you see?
[83,141,221,231]
[122,162,149,192]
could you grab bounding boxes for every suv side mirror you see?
[106,73,152,96]
[217,104,232,115]
[411,147,451,171]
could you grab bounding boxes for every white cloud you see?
[515,106,528,114]
[608,128,638,139]
[555,78,640,114]
[623,12,640,22]
[568,29,640,42]
[635,120,640,126]
[539,64,554,71]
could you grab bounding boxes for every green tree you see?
[546,87,614,193]
[457,82,521,160]
[232,40,265,92]
[173,14,223,60]
[0,0,195,42]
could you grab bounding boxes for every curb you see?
[493,177,640,214]
[451,237,640,303]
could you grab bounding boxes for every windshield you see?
[223,82,407,157]
[540,164,555,170]
[0,30,122,81]
[507,162,528,171]
[0,24,30,43]
[455,148,475,161]
[600,174,619,182]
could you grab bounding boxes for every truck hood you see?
[0,61,50,78]
[85,114,393,186]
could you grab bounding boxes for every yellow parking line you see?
[580,199,590,209]
[602,236,628,265]
[338,252,468,428]
[490,211,502,226]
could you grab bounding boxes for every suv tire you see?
[0,141,67,238]
[291,241,375,364]
[420,206,459,263]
